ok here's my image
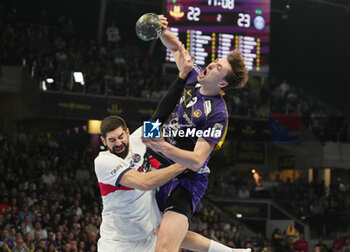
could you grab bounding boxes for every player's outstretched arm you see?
[118,164,185,191]
[142,137,215,171]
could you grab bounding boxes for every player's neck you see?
[199,85,220,96]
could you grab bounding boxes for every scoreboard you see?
[165,0,270,74]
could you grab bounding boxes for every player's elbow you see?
[189,159,205,172]
[137,182,152,191]
[193,153,209,171]
[170,44,180,53]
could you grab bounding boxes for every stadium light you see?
[46,78,54,83]
[236,213,243,218]
[88,120,102,134]
[73,72,85,85]
[41,81,47,91]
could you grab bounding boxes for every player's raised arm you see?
[158,15,192,70]
[158,15,180,52]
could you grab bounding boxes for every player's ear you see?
[100,136,106,146]
[126,128,130,136]
[219,81,228,89]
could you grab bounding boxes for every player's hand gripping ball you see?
[135,13,164,41]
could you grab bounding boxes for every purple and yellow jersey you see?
[164,64,229,159]
[156,65,229,214]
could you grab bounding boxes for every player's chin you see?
[113,145,129,158]
[114,145,125,153]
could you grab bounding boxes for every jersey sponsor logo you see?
[193,109,202,118]
[143,120,161,139]
[110,165,122,176]
[182,113,195,126]
[185,97,197,108]
[132,154,141,163]
[204,100,212,116]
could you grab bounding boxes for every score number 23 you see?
[237,13,250,27]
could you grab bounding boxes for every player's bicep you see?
[193,138,215,164]
[119,169,147,191]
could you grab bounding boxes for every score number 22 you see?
[187,6,201,21]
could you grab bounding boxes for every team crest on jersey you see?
[193,109,202,118]
[132,154,141,163]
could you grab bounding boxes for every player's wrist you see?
[178,72,188,80]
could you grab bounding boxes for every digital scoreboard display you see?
[165,0,270,74]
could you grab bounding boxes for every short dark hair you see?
[100,116,127,138]
[224,49,249,90]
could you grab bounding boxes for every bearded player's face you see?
[101,126,130,159]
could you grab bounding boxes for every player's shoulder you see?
[95,150,119,165]
[130,127,145,149]
[130,126,143,142]
[202,95,228,118]
[213,94,228,110]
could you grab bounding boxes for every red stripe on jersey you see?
[98,182,134,196]
[149,157,162,170]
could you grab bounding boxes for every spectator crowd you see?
[1,130,350,252]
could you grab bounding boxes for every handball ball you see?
[135,13,164,41]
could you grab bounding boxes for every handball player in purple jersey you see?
[142,15,249,252]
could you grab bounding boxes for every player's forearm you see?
[160,144,205,171]
[160,29,181,52]
[142,164,186,190]
[149,76,186,122]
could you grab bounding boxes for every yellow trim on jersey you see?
[214,101,229,150]
[183,88,192,107]
[5,243,11,252]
